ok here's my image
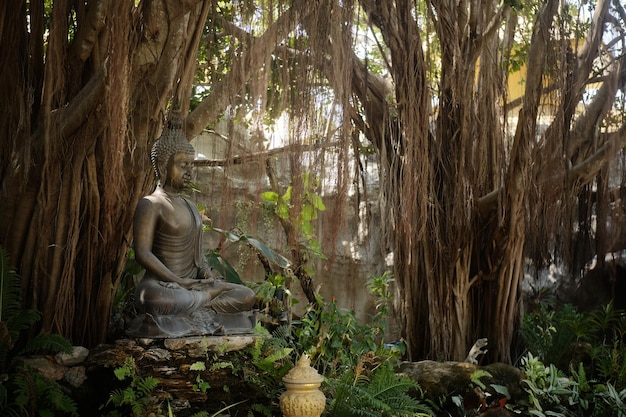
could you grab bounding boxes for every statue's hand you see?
[199,266,223,282]
[187,280,213,291]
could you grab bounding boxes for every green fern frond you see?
[247,337,264,362]
[255,346,293,372]
[131,401,144,417]
[325,360,433,417]
[4,365,78,417]
[6,369,33,416]
[210,361,235,371]
[7,309,41,333]
[18,332,73,356]
[106,388,126,406]
[32,370,79,416]
[0,322,12,365]
[272,324,293,341]
[136,376,159,396]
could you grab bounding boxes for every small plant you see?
[519,353,577,416]
[367,270,395,336]
[104,356,161,417]
[204,226,291,284]
[594,382,626,417]
[520,301,626,391]
[261,172,327,259]
[242,329,294,415]
[190,361,210,393]
[292,296,386,378]
[324,359,434,417]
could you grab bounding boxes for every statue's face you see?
[164,152,195,191]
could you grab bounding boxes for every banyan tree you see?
[1,0,625,363]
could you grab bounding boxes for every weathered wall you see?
[190,131,400,340]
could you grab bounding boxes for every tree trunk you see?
[0,0,210,346]
[358,0,563,362]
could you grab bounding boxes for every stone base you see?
[125,309,256,339]
[81,334,264,415]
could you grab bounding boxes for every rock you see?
[63,366,88,388]
[143,347,172,361]
[398,360,524,402]
[80,335,261,414]
[163,335,259,357]
[55,346,89,366]
[21,356,68,381]
[87,341,145,367]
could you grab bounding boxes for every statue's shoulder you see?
[136,192,168,213]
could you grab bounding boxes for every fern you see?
[136,376,159,396]
[20,332,73,356]
[33,371,79,415]
[325,360,434,417]
[105,356,161,417]
[0,246,78,417]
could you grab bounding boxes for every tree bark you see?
[0,0,210,346]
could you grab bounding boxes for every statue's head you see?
[150,115,195,183]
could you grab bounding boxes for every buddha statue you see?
[126,117,256,338]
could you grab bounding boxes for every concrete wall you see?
[190,131,400,340]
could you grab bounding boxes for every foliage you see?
[367,270,395,339]
[190,361,211,393]
[205,225,291,284]
[431,301,626,416]
[104,357,161,417]
[593,382,626,417]
[324,359,434,417]
[290,296,385,378]
[252,272,295,320]
[242,326,295,415]
[520,301,626,391]
[520,353,577,416]
[512,352,626,417]
[512,302,626,416]
[0,246,77,417]
[261,172,327,259]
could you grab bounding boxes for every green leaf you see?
[282,186,292,202]
[114,366,132,381]
[238,236,291,268]
[276,204,289,219]
[310,194,326,211]
[301,205,316,221]
[470,369,492,390]
[207,253,243,284]
[260,191,279,203]
[190,361,206,371]
[207,228,291,269]
[491,384,511,398]
[19,333,72,356]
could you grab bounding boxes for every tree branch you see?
[185,0,312,138]
[69,0,109,62]
[570,126,626,185]
[567,55,624,161]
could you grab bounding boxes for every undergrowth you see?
[0,246,77,417]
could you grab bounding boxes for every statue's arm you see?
[133,198,195,287]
